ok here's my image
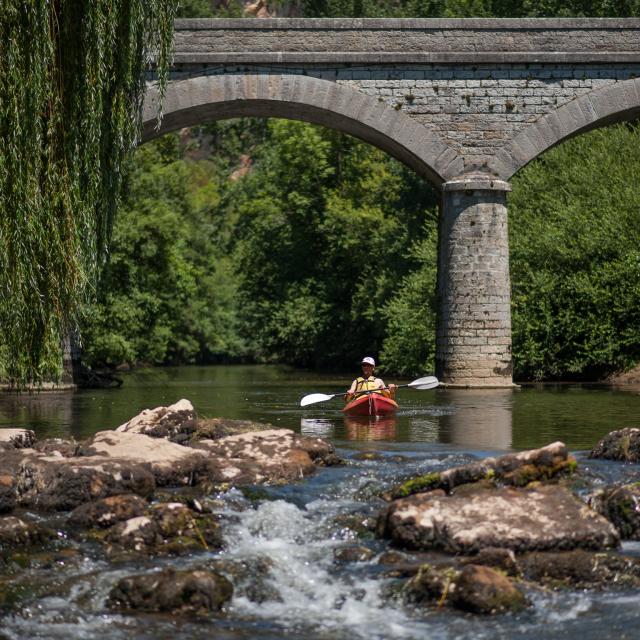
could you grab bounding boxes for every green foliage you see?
[301,0,640,17]
[0,0,176,383]
[509,124,640,379]
[82,137,246,367]
[226,120,436,369]
[380,227,438,377]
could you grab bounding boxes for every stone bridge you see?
[143,18,640,386]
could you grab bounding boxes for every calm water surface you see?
[1,364,640,451]
[3,365,640,640]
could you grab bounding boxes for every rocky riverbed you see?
[1,400,640,637]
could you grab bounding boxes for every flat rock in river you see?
[192,429,338,484]
[380,484,619,554]
[80,430,207,486]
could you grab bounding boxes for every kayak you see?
[342,393,399,417]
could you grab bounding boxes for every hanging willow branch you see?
[0,0,176,383]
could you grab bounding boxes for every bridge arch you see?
[142,73,461,187]
[492,76,640,180]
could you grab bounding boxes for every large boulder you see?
[0,429,35,449]
[80,430,207,486]
[589,428,640,462]
[193,429,338,485]
[107,568,233,614]
[115,399,196,442]
[590,483,640,539]
[386,442,575,500]
[379,484,619,554]
[14,452,155,511]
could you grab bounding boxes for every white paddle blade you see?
[407,376,440,390]
[300,393,336,407]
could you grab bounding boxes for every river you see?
[1,364,640,639]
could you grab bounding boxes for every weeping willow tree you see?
[0,0,176,383]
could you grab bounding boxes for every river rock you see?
[461,547,519,576]
[107,568,233,614]
[194,417,278,440]
[519,549,640,589]
[68,494,148,528]
[589,428,640,462]
[0,473,17,513]
[32,438,78,457]
[590,484,640,539]
[333,545,376,563]
[80,430,207,486]
[379,484,619,554]
[451,565,526,614]
[0,429,35,449]
[105,502,222,554]
[115,399,197,442]
[386,442,575,500]
[14,452,155,511]
[0,516,55,547]
[404,563,458,604]
[193,429,336,485]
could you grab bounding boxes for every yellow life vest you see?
[354,376,383,398]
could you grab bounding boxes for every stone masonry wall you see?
[436,184,512,386]
[165,19,640,176]
[166,63,640,174]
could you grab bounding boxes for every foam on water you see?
[223,498,436,640]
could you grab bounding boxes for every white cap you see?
[361,356,375,366]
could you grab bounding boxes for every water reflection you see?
[343,416,398,441]
[438,388,513,451]
[300,417,334,438]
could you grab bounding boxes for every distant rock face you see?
[380,484,619,554]
[589,428,640,462]
[108,568,233,614]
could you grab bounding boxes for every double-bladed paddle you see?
[299,375,439,407]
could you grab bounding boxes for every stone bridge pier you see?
[143,18,640,387]
[437,178,512,386]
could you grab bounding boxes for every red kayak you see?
[342,393,399,417]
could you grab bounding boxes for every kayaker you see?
[345,357,397,401]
